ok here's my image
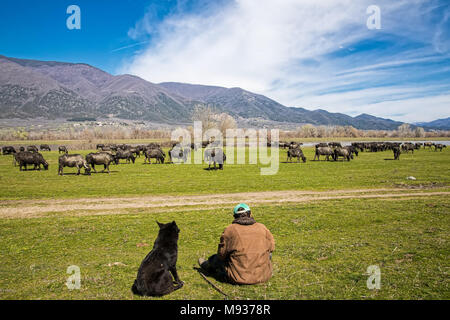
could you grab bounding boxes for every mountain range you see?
[0,55,447,130]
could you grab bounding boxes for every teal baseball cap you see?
[233,203,251,215]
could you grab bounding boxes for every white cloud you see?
[119,0,450,123]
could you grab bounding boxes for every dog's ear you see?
[156,221,163,228]
[171,220,176,226]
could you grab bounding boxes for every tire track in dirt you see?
[0,188,448,219]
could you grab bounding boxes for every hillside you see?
[0,55,426,130]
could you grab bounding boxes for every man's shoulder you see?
[228,222,270,232]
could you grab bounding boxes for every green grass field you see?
[1,198,448,299]
[0,146,449,200]
[0,144,449,299]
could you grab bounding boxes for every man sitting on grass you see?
[198,203,275,284]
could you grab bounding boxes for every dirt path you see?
[1,188,448,219]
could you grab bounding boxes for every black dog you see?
[132,221,184,296]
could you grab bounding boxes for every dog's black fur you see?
[131,221,184,296]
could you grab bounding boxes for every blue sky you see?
[0,0,449,122]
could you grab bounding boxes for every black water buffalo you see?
[114,150,136,164]
[393,146,401,160]
[15,151,48,171]
[58,146,68,154]
[86,152,115,173]
[40,144,51,151]
[328,142,342,148]
[117,144,130,151]
[109,144,118,152]
[2,146,16,155]
[401,143,414,153]
[351,142,365,152]
[314,146,334,161]
[368,142,386,152]
[288,142,303,149]
[434,143,446,152]
[279,141,289,149]
[344,145,359,157]
[287,147,306,163]
[384,142,400,150]
[334,147,353,161]
[144,148,165,164]
[204,148,226,170]
[100,146,112,152]
[27,145,39,153]
[414,143,422,150]
[96,144,105,150]
[58,154,91,175]
[423,142,433,149]
[128,147,141,158]
[147,143,161,150]
[169,145,190,163]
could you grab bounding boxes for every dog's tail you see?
[131,280,141,295]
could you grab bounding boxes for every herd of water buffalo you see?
[1,141,226,174]
[0,140,446,175]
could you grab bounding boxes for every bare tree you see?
[191,104,219,131]
[414,126,425,138]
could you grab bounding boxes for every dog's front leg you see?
[169,266,183,285]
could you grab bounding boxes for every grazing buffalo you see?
[423,142,433,149]
[147,143,161,150]
[201,141,210,148]
[40,144,51,151]
[144,148,165,164]
[334,148,353,161]
[434,143,446,152]
[279,142,289,149]
[15,151,49,171]
[96,144,105,150]
[385,142,400,150]
[27,145,39,153]
[351,142,365,152]
[86,152,115,173]
[315,143,328,148]
[401,143,414,154]
[288,142,303,149]
[58,146,68,154]
[328,142,342,148]
[117,144,129,150]
[287,147,306,163]
[2,146,16,155]
[368,142,386,152]
[114,150,136,164]
[58,154,91,175]
[109,144,118,152]
[314,147,334,161]
[344,145,359,157]
[414,143,422,150]
[393,146,401,160]
[169,145,190,163]
[128,147,141,158]
[204,148,226,170]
